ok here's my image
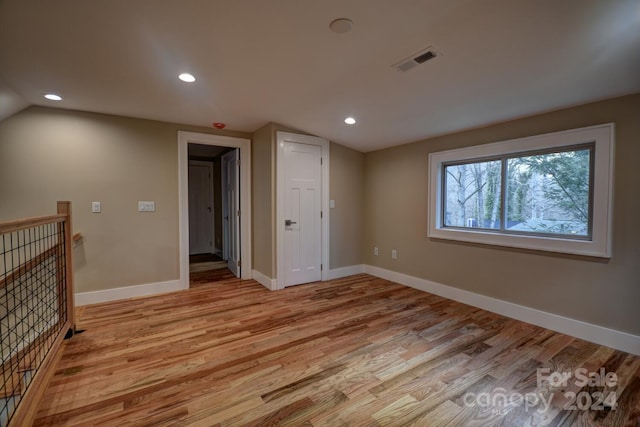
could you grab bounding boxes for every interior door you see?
[188,161,214,255]
[283,141,322,287]
[222,149,241,278]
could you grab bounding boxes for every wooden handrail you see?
[0,214,66,234]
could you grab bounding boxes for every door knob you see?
[285,219,297,226]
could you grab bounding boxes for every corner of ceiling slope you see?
[0,78,30,122]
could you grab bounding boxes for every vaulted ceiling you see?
[1,0,638,152]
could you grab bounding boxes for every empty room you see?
[1,1,639,426]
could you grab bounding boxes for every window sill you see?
[429,226,611,258]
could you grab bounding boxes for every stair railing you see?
[0,201,75,427]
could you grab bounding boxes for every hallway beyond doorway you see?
[189,253,234,285]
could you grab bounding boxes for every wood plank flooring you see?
[34,274,640,426]
[189,267,236,285]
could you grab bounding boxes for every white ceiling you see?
[0,0,638,152]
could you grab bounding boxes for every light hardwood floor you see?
[35,274,640,426]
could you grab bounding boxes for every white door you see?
[283,141,322,286]
[188,161,214,255]
[222,149,241,278]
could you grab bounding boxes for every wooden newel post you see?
[57,201,75,335]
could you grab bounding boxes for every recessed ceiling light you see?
[178,73,196,83]
[330,18,353,34]
[44,93,62,101]
[345,117,356,125]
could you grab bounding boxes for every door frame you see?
[178,131,252,287]
[188,160,214,255]
[276,132,329,290]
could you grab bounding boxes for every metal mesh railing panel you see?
[0,221,68,426]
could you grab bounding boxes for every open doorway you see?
[178,131,252,290]
[187,144,237,284]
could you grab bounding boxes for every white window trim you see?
[428,123,614,258]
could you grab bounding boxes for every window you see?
[429,124,614,257]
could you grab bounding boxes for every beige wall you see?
[330,142,364,269]
[251,123,274,277]
[0,106,250,293]
[363,93,640,336]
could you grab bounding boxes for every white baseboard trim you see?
[328,264,365,280]
[75,280,185,306]
[252,269,277,291]
[364,265,640,356]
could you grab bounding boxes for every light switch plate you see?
[330,200,335,209]
[91,201,101,213]
[138,201,156,212]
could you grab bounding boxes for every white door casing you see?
[188,161,214,255]
[222,149,241,278]
[276,132,329,289]
[178,131,251,289]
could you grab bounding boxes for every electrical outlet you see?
[373,247,379,256]
[391,249,397,259]
[91,201,101,213]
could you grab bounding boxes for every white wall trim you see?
[364,265,640,356]
[178,131,252,288]
[276,132,330,289]
[75,280,184,306]
[328,264,365,280]
[252,269,277,291]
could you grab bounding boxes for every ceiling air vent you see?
[392,46,438,72]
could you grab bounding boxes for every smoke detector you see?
[392,46,439,72]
